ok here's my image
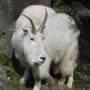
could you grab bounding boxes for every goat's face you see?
[22,9,47,65]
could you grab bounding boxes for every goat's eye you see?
[23,29,28,33]
[30,38,34,41]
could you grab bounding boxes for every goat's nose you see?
[40,56,46,61]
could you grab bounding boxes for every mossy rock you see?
[41,84,70,90]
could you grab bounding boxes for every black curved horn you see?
[22,14,36,34]
[38,9,48,33]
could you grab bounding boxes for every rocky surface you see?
[0,64,11,90]
[41,84,70,90]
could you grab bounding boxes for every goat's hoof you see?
[19,78,26,86]
[66,83,72,89]
[58,80,65,85]
[33,87,40,90]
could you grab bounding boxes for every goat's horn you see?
[38,9,48,33]
[22,14,36,34]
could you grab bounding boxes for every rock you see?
[0,23,14,53]
[0,0,14,53]
[41,85,49,90]
[41,84,70,90]
[39,0,51,7]
[48,84,70,90]
[71,1,90,17]
[0,64,12,90]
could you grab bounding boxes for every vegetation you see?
[0,52,30,90]
[0,51,90,90]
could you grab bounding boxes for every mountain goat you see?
[11,5,56,90]
[11,5,80,90]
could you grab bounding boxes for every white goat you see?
[11,5,80,90]
[11,5,56,90]
[43,13,80,88]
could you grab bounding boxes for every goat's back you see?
[43,13,80,62]
[16,5,56,29]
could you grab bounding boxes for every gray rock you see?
[0,0,14,53]
[0,64,11,90]
[70,1,90,17]
[41,84,69,90]
[48,84,70,90]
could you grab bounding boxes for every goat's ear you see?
[38,9,48,33]
[22,14,36,34]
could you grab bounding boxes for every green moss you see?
[0,10,4,17]
[0,52,31,90]
[0,52,11,66]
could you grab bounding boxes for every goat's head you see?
[21,9,47,65]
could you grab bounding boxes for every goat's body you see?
[25,13,80,87]
[44,13,79,69]
[42,13,80,87]
[11,5,80,90]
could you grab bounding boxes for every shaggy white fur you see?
[43,13,80,88]
[11,5,80,90]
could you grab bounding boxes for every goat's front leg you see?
[32,66,42,90]
[19,68,29,86]
[46,74,55,86]
[33,80,41,90]
[66,74,73,88]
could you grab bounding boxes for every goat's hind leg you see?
[59,58,76,88]
[33,80,41,90]
[19,69,29,86]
